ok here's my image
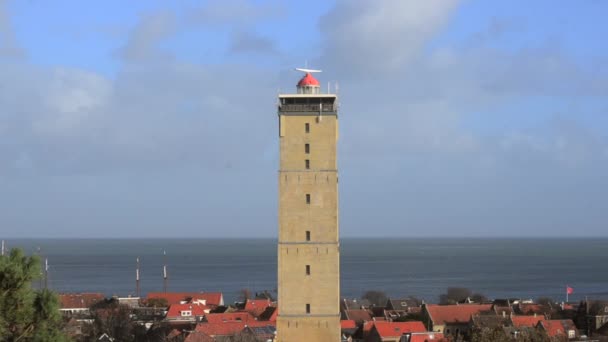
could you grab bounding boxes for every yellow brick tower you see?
[276,69,341,342]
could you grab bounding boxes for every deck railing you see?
[279,103,337,112]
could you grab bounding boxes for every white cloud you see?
[116,11,176,62]
[319,0,460,78]
[188,0,284,28]
[1,0,607,237]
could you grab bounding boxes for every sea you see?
[4,238,608,304]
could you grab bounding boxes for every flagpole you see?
[163,250,168,293]
[136,257,140,298]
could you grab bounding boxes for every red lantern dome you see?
[297,73,320,87]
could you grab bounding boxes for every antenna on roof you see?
[295,68,322,74]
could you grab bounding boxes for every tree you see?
[471,326,512,342]
[536,297,554,306]
[0,248,69,342]
[82,299,147,341]
[238,288,251,302]
[439,287,473,305]
[146,297,169,308]
[470,293,489,303]
[361,290,388,307]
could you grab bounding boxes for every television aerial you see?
[295,68,322,74]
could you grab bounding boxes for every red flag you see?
[566,286,574,295]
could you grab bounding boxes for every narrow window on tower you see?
[306,265,310,275]
[305,159,310,169]
[306,231,311,241]
[305,143,310,154]
[306,194,311,204]
[306,304,311,314]
[305,123,310,133]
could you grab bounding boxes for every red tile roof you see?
[147,292,223,307]
[199,293,223,307]
[425,304,493,325]
[341,320,357,329]
[195,321,274,337]
[166,303,208,319]
[243,299,272,317]
[59,293,105,309]
[205,312,254,323]
[373,321,427,338]
[539,319,576,338]
[511,315,545,328]
[409,332,447,342]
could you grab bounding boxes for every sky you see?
[1,0,607,238]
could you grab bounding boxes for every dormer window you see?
[181,310,192,317]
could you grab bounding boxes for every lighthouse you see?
[276,69,341,341]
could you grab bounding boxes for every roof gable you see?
[166,303,208,318]
[425,304,493,325]
[511,315,545,328]
[59,293,105,309]
[373,321,426,338]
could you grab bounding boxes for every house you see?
[365,321,427,342]
[243,325,277,341]
[584,301,608,334]
[243,298,273,317]
[183,331,215,342]
[344,309,373,325]
[146,292,224,308]
[258,306,278,322]
[341,320,358,340]
[511,315,545,328]
[384,310,409,321]
[386,298,420,313]
[342,298,372,311]
[59,293,105,317]
[194,321,275,340]
[116,296,140,308]
[421,304,493,338]
[404,332,446,342]
[538,319,578,340]
[97,333,115,342]
[166,303,209,322]
[204,312,255,323]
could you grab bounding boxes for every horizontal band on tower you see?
[278,313,341,318]
[278,169,337,173]
[278,111,338,116]
[278,241,339,245]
